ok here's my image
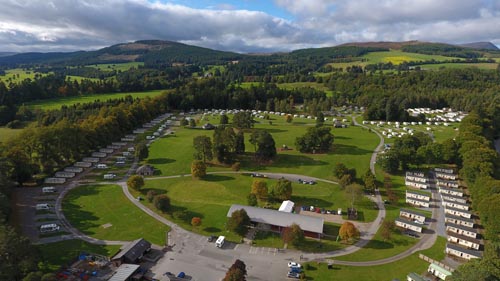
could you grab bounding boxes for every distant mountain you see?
[458,42,499,51]
[338,40,426,50]
[0,52,17,57]
[0,40,243,67]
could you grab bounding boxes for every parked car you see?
[207,235,217,242]
[251,173,266,178]
[287,272,300,279]
[287,262,302,268]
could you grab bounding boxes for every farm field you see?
[145,114,378,180]
[0,68,48,83]
[362,50,459,64]
[37,239,120,272]
[305,236,446,281]
[86,62,143,72]
[0,127,24,143]
[62,184,169,245]
[276,82,334,96]
[26,89,166,110]
[420,62,498,70]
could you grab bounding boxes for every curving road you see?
[47,115,441,281]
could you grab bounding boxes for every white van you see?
[40,223,60,233]
[103,174,116,180]
[42,186,56,193]
[36,203,50,210]
[96,164,107,169]
[215,236,225,248]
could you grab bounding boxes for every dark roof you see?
[444,213,474,223]
[395,217,423,228]
[446,243,483,257]
[112,238,151,262]
[447,231,481,245]
[227,204,323,234]
[136,165,154,174]
[400,208,426,218]
[446,222,477,233]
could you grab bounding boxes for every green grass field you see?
[420,62,498,70]
[146,115,378,180]
[362,50,458,65]
[130,173,377,243]
[0,68,47,84]
[26,90,166,110]
[304,236,446,281]
[0,127,24,143]
[87,62,143,72]
[37,240,120,272]
[62,184,169,245]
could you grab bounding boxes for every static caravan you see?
[96,164,108,169]
[91,152,107,158]
[446,243,482,260]
[446,223,478,239]
[405,181,429,190]
[36,203,50,210]
[407,272,431,281]
[427,263,452,281]
[406,190,431,202]
[436,179,459,188]
[395,218,423,233]
[447,232,481,250]
[103,174,116,180]
[444,213,474,228]
[406,197,430,208]
[442,200,469,211]
[400,209,426,223]
[438,187,464,197]
[441,194,467,205]
[444,206,472,219]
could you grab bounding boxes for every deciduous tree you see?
[191,160,207,179]
[153,194,170,213]
[273,179,293,201]
[193,135,213,163]
[227,209,250,236]
[127,175,145,191]
[339,221,360,242]
[251,180,268,200]
[282,223,304,246]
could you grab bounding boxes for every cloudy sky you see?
[1,0,500,53]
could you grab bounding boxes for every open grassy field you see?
[146,114,378,180]
[87,62,144,72]
[65,75,102,83]
[27,89,166,110]
[304,236,446,281]
[62,184,169,245]
[420,62,498,70]
[276,82,334,96]
[37,239,121,272]
[0,127,24,143]
[362,50,458,65]
[0,68,47,84]
[130,173,377,243]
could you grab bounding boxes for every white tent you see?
[278,200,295,213]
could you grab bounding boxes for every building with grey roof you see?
[227,204,324,238]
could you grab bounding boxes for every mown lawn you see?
[26,89,166,110]
[145,114,378,181]
[304,236,446,281]
[131,173,377,242]
[37,240,121,272]
[63,184,169,245]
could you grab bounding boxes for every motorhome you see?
[42,186,56,193]
[215,236,225,248]
[40,223,60,233]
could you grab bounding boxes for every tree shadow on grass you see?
[169,205,205,224]
[272,154,328,169]
[203,174,235,182]
[292,196,334,209]
[203,227,222,233]
[363,240,395,250]
[140,188,167,196]
[63,186,101,235]
[147,158,176,165]
[332,144,372,155]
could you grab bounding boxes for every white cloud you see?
[0,0,500,52]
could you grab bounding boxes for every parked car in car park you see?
[288,262,301,268]
[287,271,300,279]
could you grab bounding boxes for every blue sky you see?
[0,0,499,52]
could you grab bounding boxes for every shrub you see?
[153,194,170,213]
[146,190,157,202]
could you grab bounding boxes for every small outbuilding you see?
[136,165,155,176]
[427,263,452,280]
[111,238,151,266]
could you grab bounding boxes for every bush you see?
[247,193,258,206]
[153,194,170,212]
[231,162,241,171]
[191,217,202,227]
[6,120,23,129]
[146,190,157,202]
